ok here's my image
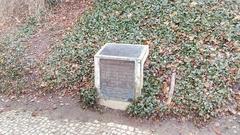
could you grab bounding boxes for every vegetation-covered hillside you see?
[0,0,239,125]
[43,0,240,123]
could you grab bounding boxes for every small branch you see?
[166,70,176,105]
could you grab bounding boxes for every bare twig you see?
[166,70,176,105]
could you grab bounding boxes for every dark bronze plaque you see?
[100,59,135,101]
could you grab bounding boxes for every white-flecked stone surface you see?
[0,110,153,135]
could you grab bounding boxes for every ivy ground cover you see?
[43,0,240,123]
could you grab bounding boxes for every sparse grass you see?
[0,17,38,94]
[41,0,240,123]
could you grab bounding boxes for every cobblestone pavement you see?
[0,110,153,135]
[0,94,240,135]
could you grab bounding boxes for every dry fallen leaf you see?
[234,15,240,20]
[144,40,152,45]
[212,127,222,135]
[162,81,169,96]
[170,11,177,17]
[31,111,38,117]
[190,1,198,7]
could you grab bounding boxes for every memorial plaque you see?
[100,59,135,101]
[95,43,149,110]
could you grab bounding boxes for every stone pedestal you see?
[94,43,149,110]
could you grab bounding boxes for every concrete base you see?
[99,99,130,110]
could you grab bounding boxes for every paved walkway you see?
[0,109,240,135]
[0,110,152,135]
[0,94,239,135]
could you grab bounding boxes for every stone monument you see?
[94,43,149,110]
